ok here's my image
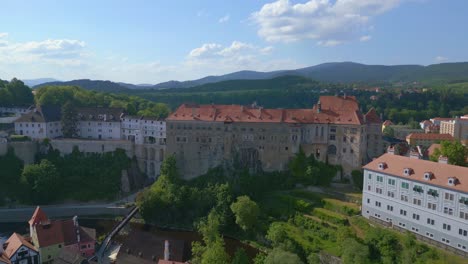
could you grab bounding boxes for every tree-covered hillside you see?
[0,78,34,106]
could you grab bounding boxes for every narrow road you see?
[0,204,132,223]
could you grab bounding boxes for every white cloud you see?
[0,32,8,38]
[188,43,223,58]
[435,56,448,62]
[317,40,342,47]
[251,0,400,45]
[184,41,302,78]
[219,14,230,23]
[360,35,372,42]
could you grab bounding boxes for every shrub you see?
[10,135,31,142]
[322,199,360,216]
[312,208,348,225]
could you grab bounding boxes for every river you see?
[0,219,258,261]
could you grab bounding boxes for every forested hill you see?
[33,62,468,92]
[34,79,130,93]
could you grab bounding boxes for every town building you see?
[420,120,433,130]
[362,153,468,254]
[0,233,40,264]
[14,105,62,139]
[406,133,454,148]
[0,106,34,116]
[29,207,96,263]
[76,107,124,140]
[430,117,454,126]
[121,116,166,144]
[166,96,384,179]
[440,116,468,145]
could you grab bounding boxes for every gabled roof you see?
[2,233,37,259]
[365,108,381,124]
[383,120,393,126]
[35,220,65,247]
[363,153,468,193]
[28,206,49,226]
[15,105,61,123]
[62,220,96,246]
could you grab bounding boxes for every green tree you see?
[21,159,60,203]
[382,126,394,137]
[264,248,303,264]
[266,223,288,247]
[430,140,468,166]
[341,238,370,264]
[61,101,79,137]
[201,239,230,264]
[0,148,24,202]
[232,248,249,264]
[230,195,260,232]
[191,209,230,264]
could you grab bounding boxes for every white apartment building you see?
[440,116,468,145]
[121,116,166,145]
[76,107,124,140]
[14,106,62,139]
[362,153,468,254]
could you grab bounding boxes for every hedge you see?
[312,208,348,225]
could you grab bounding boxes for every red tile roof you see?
[35,219,96,248]
[364,108,382,124]
[363,153,468,193]
[2,233,37,260]
[35,221,65,247]
[167,96,364,125]
[420,120,432,125]
[28,206,48,226]
[406,133,454,140]
[383,120,393,126]
[431,117,454,121]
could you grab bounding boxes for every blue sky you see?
[0,0,467,84]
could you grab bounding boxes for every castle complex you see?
[166,96,384,179]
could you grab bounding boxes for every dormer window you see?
[403,168,413,176]
[448,177,457,186]
[88,114,93,119]
[424,172,433,180]
[378,162,387,170]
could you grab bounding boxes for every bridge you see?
[90,206,139,263]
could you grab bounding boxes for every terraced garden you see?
[258,188,467,264]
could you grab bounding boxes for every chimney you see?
[73,216,81,243]
[344,93,347,99]
[164,240,170,261]
[387,146,395,155]
[438,155,448,164]
[317,100,321,113]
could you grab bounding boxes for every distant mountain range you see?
[23,78,59,87]
[33,62,468,92]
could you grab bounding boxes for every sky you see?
[0,0,467,84]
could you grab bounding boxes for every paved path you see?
[0,204,132,223]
